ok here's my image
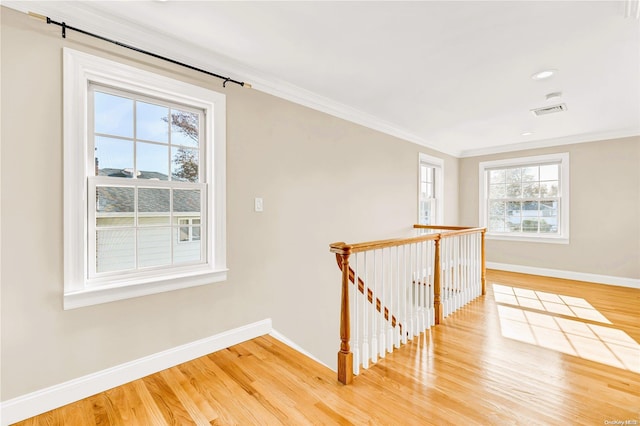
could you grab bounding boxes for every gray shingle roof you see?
[96,171,200,214]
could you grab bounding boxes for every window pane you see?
[489,184,506,199]
[508,216,522,232]
[95,136,133,177]
[97,186,134,213]
[522,201,540,232]
[136,101,169,143]
[420,200,433,225]
[138,188,170,226]
[137,142,169,180]
[170,110,199,148]
[489,217,506,232]
[94,91,133,138]
[522,219,539,233]
[506,182,522,197]
[423,166,434,183]
[540,201,558,232]
[173,189,201,213]
[172,147,199,182]
[489,169,505,184]
[192,219,201,241]
[179,225,190,242]
[96,229,135,273]
[506,168,521,185]
[138,227,171,268]
[522,166,539,182]
[540,181,559,197]
[489,200,506,217]
[540,164,559,181]
[507,201,522,231]
[522,183,540,198]
[174,228,201,264]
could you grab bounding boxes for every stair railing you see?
[330,225,486,385]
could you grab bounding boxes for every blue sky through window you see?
[94,90,200,181]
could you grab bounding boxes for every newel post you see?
[481,229,487,296]
[433,236,444,325]
[337,250,353,385]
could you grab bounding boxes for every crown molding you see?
[459,128,640,158]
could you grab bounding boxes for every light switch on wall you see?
[254,197,264,212]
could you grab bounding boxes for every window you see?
[418,153,444,225]
[178,218,201,243]
[64,48,226,309]
[479,153,569,243]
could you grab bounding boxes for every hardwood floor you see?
[14,271,640,425]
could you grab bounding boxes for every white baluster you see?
[353,253,360,375]
[411,243,417,336]
[362,252,369,369]
[402,244,408,345]
[379,248,386,358]
[371,249,378,364]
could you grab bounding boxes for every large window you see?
[64,48,227,309]
[479,153,569,243]
[418,153,444,225]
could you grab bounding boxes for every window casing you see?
[64,48,226,309]
[418,153,444,225]
[479,153,569,244]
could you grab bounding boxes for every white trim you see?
[0,319,272,426]
[479,152,570,243]
[460,129,640,158]
[269,330,332,370]
[63,268,228,310]
[418,153,445,225]
[487,262,640,289]
[63,48,227,309]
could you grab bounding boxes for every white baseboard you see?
[487,262,640,289]
[270,329,333,371]
[0,319,272,426]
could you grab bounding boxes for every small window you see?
[479,153,569,243]
[63,48,227,309]
[418,153,444,225]
[178,218,201,243]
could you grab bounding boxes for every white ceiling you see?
[5,1,640,157]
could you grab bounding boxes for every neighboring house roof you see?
[96,169,200,213]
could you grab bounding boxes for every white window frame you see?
[479,153,570,244]
[418,153,444,225]
[63,48,227,309]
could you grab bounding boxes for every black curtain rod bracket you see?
[28,11,251,89]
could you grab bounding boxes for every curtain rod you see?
[28,11,251,89]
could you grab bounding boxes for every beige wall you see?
[459,136,640,279]
[0,7,458,400]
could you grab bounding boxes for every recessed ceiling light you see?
[531,69,557,80]
[521,131,534,136]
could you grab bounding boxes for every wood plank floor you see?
[14,271,640,425]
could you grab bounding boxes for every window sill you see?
[64,268,228,310]
[486,233,569,244]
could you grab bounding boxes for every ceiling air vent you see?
[531,103,568,116]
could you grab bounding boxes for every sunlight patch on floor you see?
[493,284,640,373]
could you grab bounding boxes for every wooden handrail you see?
[330,233,439,255]
[330,226,486,255]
